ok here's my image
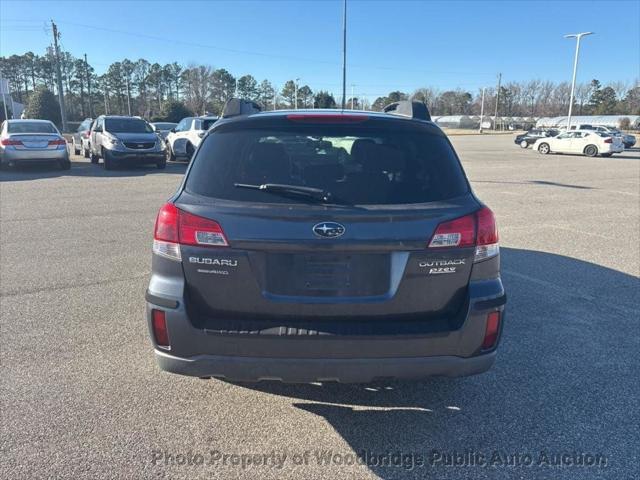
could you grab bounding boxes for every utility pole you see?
[341,0,347,109]
[493,73,501,131]
[479,87,485,133]
[85,53,92,118]
[125,76,132,116]
[0,70,9,120]
[51,21,68,132]
[564,32,593,131]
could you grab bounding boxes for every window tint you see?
[186,125,469,205]
[8,122,57,134]
[201,118,218,130]
[105,118,153,133]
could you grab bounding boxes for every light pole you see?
[341,0,347,109]
[564,32,593,131]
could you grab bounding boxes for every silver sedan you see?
[0,119,70,170]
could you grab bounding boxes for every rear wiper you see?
[234,183,338,204]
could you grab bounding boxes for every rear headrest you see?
[244,142,290,183]
[351,141,405,172]
[303,163,345,185]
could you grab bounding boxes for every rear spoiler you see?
[383,100,431,121]
[222,98,262,118]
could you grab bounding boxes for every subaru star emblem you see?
[313,222,345,238]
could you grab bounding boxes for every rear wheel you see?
[90,149,99,164]
[584,145,598,157]
[519,140,528,148]
[186,143,195,161]
[538,143,550,155]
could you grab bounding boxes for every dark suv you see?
[146,100,506,383]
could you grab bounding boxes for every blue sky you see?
[1,0,638,101]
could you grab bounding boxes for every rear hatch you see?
[175,114,481,325]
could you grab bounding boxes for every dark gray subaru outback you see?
[146,100,506,383]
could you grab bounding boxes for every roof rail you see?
[383,100,431,121]
[221,98,262,118]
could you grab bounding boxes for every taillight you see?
[604,138,612,144]
[152,203,228,261]
[474,206,499,261]
[83,131,90,138]
[428,206,499,262]
[1,139,22,146]
[428,214,475,248]
[179,210,228,247]
[482,311,501,349]
[151,309,170,348]
[48,139,67,146]
[286,114,369,123]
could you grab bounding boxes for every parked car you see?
[89,115,166,170]
[514,129,559,148]
[164,116,218,161]
[71,118,92,158]
[0,119,70,170]
[151,122,177,141]
[533,130,624,157]
[146,100,506,383]
[590,126,636,149]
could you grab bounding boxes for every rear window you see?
[200,119,218,130]
[8,122,57,134]
[186,124,469,205]
[153,123,177,130]
[105,118,153,133]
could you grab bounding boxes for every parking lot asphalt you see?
[1,135,639,479]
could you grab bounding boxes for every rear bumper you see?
[146,283,506,382]
[1,147,68,163]
[155,349,496,383]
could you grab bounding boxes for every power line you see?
[5,18,496,78]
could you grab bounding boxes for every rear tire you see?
[186,143,195,161]
[72,139,80,155]
[59,159,71,170]
[83,146,90,158]
[538,143,550,155]
[584,145,598,157]
[520,140,528,148]
[90,149,99,164]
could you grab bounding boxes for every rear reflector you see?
[1,139,22,146]
[482,311,501,349]
[151,309,170,348]
[286,114,369,123]
[153,203,228,260]
[604,138,612,144]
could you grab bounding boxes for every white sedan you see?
[533,130,624,157]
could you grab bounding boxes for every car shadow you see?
[224,247,639,479]
[0,158,188,182]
